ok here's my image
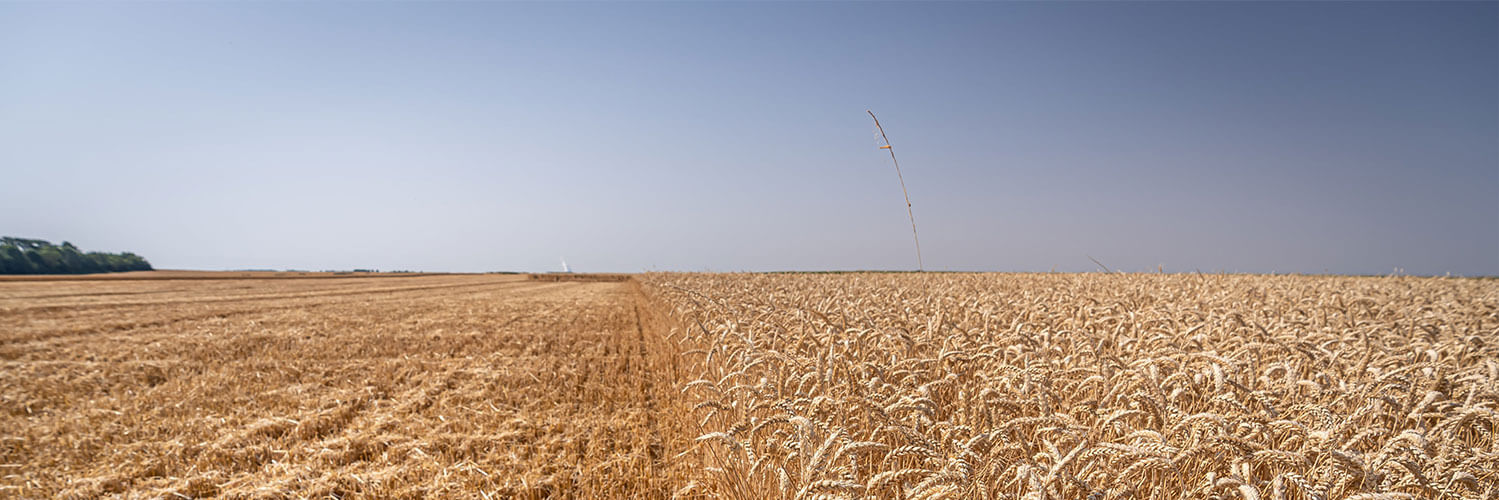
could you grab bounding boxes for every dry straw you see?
[869,110,923,272]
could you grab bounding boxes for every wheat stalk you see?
[868,110,924,271]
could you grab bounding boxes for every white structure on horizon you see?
[560,257,572,274]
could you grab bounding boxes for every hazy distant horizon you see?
[186,269,1499,278]
[3,2,1495,276]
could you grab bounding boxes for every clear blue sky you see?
[2,2,1495,275]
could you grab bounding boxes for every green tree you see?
[0,244,34,273]
[0,237,152,275]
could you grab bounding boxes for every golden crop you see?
[643,272,1499,500]
[4,271,1494,499]
[2,274,689,499]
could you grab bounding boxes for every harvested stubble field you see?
[2,273,690,499]
[642,273,1499,500]
[3,272,1496,500]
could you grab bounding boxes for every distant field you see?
[0,270,454,281]
[1,273,689,498]
[3,272,1495,499]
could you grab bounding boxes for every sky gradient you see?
[2,2,1495,275]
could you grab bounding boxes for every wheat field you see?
[2,274,689,499]
[643,273,1499,500]
[3,272,1495,499]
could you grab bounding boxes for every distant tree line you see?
[0,237,153,274]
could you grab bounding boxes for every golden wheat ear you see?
[645,271,1495,500]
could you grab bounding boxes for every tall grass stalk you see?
[868,110,923,271]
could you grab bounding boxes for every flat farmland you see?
[644,273,1499,500]
[1,273,689,499]
[4,271,1497,500]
